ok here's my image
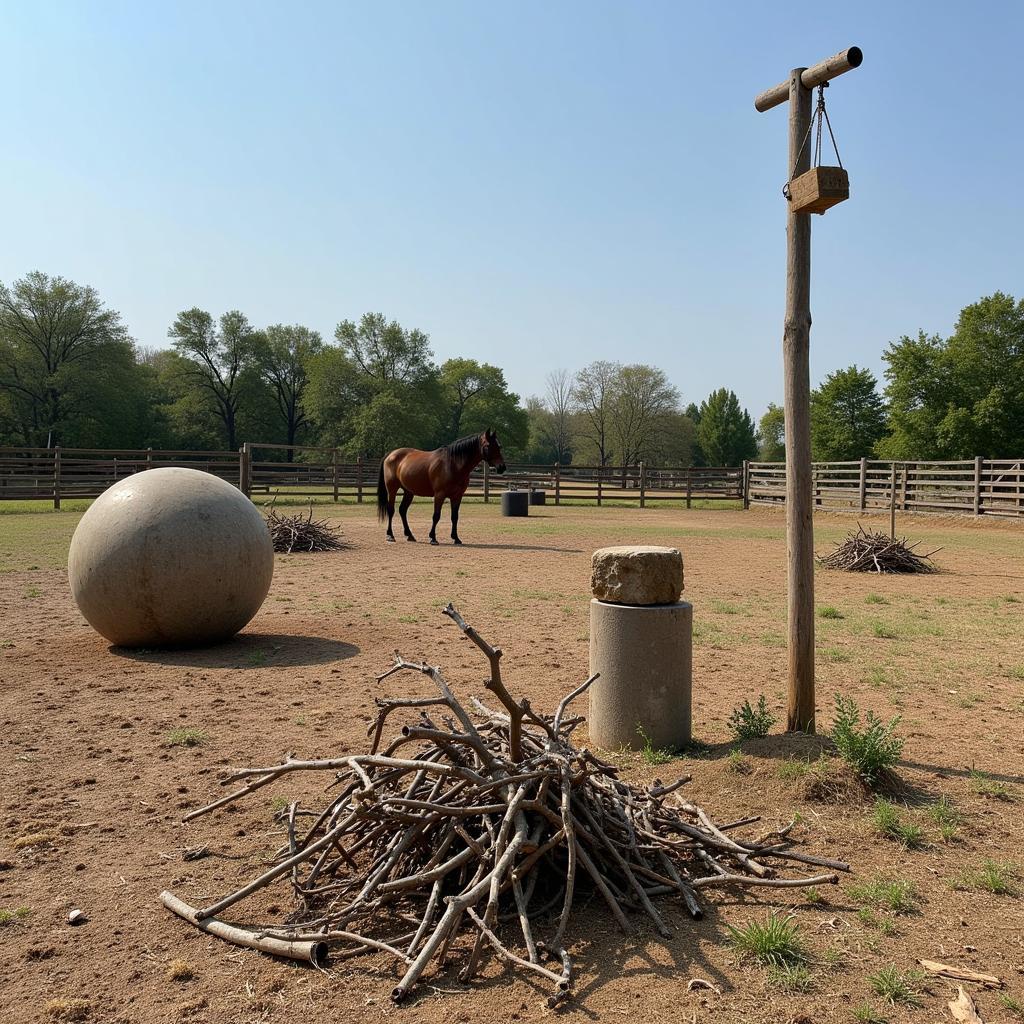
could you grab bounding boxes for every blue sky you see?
[3,1,1022,420]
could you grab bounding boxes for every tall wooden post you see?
[53,445,62,510]
[554,462,561,505]
[756,46,862,734]
[639,461,646,508]
[858,457,867,510]
[973,455,983,516]
[483,461,490,503]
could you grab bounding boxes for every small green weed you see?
[871,798,924,848]
[804,886,823,905]
[727,695,776,740]
[822,647,852,663]
[777,758,811,781]
[927,796,960,840]
[726,748,752,774]
[167,727,208,748]
[767,962,814,992]
[999,993,1024,1018]
[852,1004,889,1023]
[0,906,31,925]
[831,695,903,786]
[636,725,675,766]
[818,605,844,619]
[952,859,1017,895]
[969,769,1013,800]
[870,621,899,639]
[868,965,923,1007]
[864,594,889,605]
[247,650,267,667]
[847,876,916,914]
[727,912,806,967]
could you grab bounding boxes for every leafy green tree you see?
[572,360,619,466]
[609,364,680,469]
[757,403,786,461]
[335,313,435,388]
[810,366,887,461]
[252,324,323,459]
[0,271,136,446]
[168,308,260,450]
[880,293,1024,458]
[697,388,758,466]
[438,358,526,449]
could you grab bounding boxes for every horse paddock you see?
[1,502,1022,1024]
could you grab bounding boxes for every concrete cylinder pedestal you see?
[586,544,691,752]
[588,599,692,751]
[501,490,530,517]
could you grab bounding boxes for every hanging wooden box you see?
[788,166,849,214]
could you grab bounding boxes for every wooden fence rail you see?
[0,445,745,509]
[748,458,1024,518]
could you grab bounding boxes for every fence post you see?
[597,465,603,506]
[483,461,490,503]
[889,462,897,539]
[685,468,692,509]
[53,446,61,510]
[335,450,342,503]
[554,463,561,506]
[900,462,909,510]
[858,457,867,510]
[240,443,251,496]
[973,455,982,516]
[742,460,750,509]
[146,447,153,472]
[639,461,646,508]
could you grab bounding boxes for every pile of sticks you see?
[264,504,347,553]
[162,605,849,1006]
[818,525,939,574]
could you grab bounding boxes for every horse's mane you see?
[445,433,481,464]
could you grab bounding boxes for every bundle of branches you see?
[162,605,849,1006]
[264,504,347,553]
[818,524,939,574]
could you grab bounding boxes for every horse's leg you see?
[399,491,416,542]
[386,474,400,542]
[450,496,463,545]
[428,495,444,545]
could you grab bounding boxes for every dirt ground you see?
[1,502,1022,1024]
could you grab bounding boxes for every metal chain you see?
[784,83,842,198]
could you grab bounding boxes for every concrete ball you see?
[68,467,274,647]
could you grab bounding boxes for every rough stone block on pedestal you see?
[590,545,683,606]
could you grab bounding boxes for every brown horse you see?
[377,429,506,544]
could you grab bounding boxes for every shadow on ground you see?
[111,632,360,668]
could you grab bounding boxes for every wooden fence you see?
[748,458,1024,518]
[0,445,744,509]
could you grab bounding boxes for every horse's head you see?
[482,428,506,474]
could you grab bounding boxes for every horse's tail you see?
[376,460,389,522]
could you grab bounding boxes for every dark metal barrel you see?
[501,490,530,517]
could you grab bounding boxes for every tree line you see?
[1,271,1020,465]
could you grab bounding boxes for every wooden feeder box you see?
[788,166,849,214]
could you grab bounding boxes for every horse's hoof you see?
[386,536,396,543]
[430,538,439,546]
[452,538,463,546]
[406,536,417,543]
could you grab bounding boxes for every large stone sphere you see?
[68,467,274,647]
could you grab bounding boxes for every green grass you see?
[927,796,960,840]
[725,748,751,774]
[727,912,806,967]
[166,727,208,748]
[870,621,900,640]
[852,1004,889,1023]
[818,605,844,619]
[864,593,889,605]
[868,965,923,1007]
[776,757,812,781]
[0,907,31,925]
[635,725,676,765]
[969,769,1013,800]
[952,859,1018,895]
[766,962,814,992]
[1000,993,1024,1018]
[247,650,268,667]
[871,798,924,848]
[847,876,916,914]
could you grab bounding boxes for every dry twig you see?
[264,504,347,553]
